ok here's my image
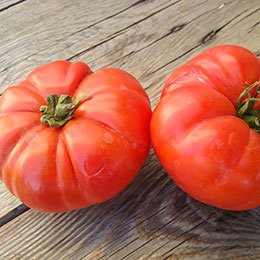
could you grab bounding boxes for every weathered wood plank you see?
[0,182,22,219]
[0,155,165,259]
[1,162,260,260]
[0,0,260,259]
[0,0,26,12]
[0,0,173,89]
[97,0,260,91]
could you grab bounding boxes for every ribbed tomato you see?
[151,45,260,210]
[0,61,151,212]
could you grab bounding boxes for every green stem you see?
[236,81,260,134]
[40,94,91,128]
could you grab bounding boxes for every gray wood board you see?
[0,0,260,259]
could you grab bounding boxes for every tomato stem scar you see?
[40,94,91,128]
[236,81,260,134]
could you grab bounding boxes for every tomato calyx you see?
[40,94,91,128]
[236,81,260,134]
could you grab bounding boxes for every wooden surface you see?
[0,0,260,259]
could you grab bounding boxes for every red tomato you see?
[0,61,152,212]
[151,45,260,210]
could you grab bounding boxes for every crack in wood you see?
[67,0,182,61]
[145,6,255,81]
[0,204,29,227]
[88,175,172,260]
[252,20,260,28]
[232,7,260,27]
[0,0,160,75]
[0,0,215,77]
[65,0,154,40]
[161,214,215,258]
[101,4,225,71]
[201,8,255,44]
[170,24,187,33]
[201,29,220,44]
[0,0,26,13]
[0,0,209,77]
[67,31,125,61]
[248,20,260,33]
[109,0,182,39]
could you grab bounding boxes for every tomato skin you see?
[151,45,260,210]
[0,61,151,212]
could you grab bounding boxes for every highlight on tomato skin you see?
[0,61,152,213]
[150,45,260,211]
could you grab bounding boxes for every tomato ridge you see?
[0,116,42,179]
[2,125,46,195]
[60,131,91,208]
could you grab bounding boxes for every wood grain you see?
[0,0,26,12]
[0,182,24,219]
[0,0,260,259]
[0,0,173,88]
